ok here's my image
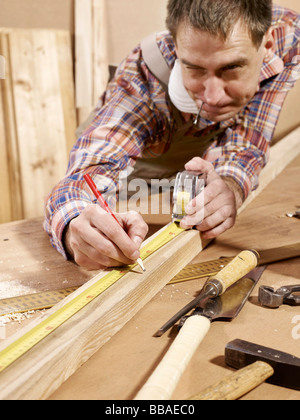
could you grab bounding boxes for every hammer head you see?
[225,339,300,390]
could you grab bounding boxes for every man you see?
[44,0,300,270]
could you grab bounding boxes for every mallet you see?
[189,339,300,400]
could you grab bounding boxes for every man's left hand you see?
[180,157,244,239]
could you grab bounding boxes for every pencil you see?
[84,174,146,272]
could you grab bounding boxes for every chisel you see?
[154,249,259,337]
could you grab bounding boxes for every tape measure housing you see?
[172,171,205,222]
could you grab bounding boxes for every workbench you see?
[0,155,300,400]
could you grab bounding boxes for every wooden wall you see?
[0,0,168,64]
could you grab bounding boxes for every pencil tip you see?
[137,258,146,272]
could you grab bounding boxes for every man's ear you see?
[263,28,276,62]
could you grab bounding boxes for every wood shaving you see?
[0,310,45,326]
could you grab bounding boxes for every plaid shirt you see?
[44,4,300,258]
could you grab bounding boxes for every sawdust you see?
[0,310,44,326]
[0,280,36,299]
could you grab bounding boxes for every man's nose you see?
[202,76,224,106]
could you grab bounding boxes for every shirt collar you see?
[259,52,284,83]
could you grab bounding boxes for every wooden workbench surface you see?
[0,155,300,400]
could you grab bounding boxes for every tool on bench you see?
[154,249,260,337]
[135,253,265,400]
[286,208,300,219]
[172,171,205,223]
[259,284,300,308]
[190,339,300,400]
[171,241,300,284]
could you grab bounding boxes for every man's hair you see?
[166,0,273,48]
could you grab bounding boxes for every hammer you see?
[189,339,300,400]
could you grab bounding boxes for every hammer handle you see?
[211,249,259,295]
[189,361,274,400]
[134,315,211,400]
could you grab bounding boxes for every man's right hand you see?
[64,204,149,271]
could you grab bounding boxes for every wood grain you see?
[189,361,274,400]
[9,29,68,218]
[0,28,76,222]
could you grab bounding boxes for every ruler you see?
[0,258,233,317]
[0,222,185,373]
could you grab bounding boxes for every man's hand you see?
[180,157,244,239]
[64,204,149,270]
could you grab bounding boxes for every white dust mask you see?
[168,59,200,115]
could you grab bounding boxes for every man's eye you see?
[226,65,237,70]
[224,65,241,71]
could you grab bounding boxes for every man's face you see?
[175,21,273,122]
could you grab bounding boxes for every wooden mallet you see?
[190,339,300,400]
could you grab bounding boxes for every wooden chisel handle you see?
[208,249,259,295]
[189,361,274,400]
[134,315,211,400]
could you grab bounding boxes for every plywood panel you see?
[0,28,76,222]
[9,29,68,218]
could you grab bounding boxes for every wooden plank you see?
[0,226,204,400]
[75,0,93,124]
[0,31,23,221]
[75,0,109,125]
[0,54,5,79]
[0,28,76,222]
[239,126,300,213]
[55,30,77,154]
[92,0,109,105]
[0,60,12,223]
[9,29,68,218]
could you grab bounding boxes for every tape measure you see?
[0,222,185,373]
[172,171,205,222]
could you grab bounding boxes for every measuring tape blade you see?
[0,287,79,316]
[0,223,185,373]
[169,257,234,284]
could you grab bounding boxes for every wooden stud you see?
[75,0,93,124]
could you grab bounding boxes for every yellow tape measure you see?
[0,223,185,373]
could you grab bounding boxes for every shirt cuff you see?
[215,164,256,201]
[44,200,89,259]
